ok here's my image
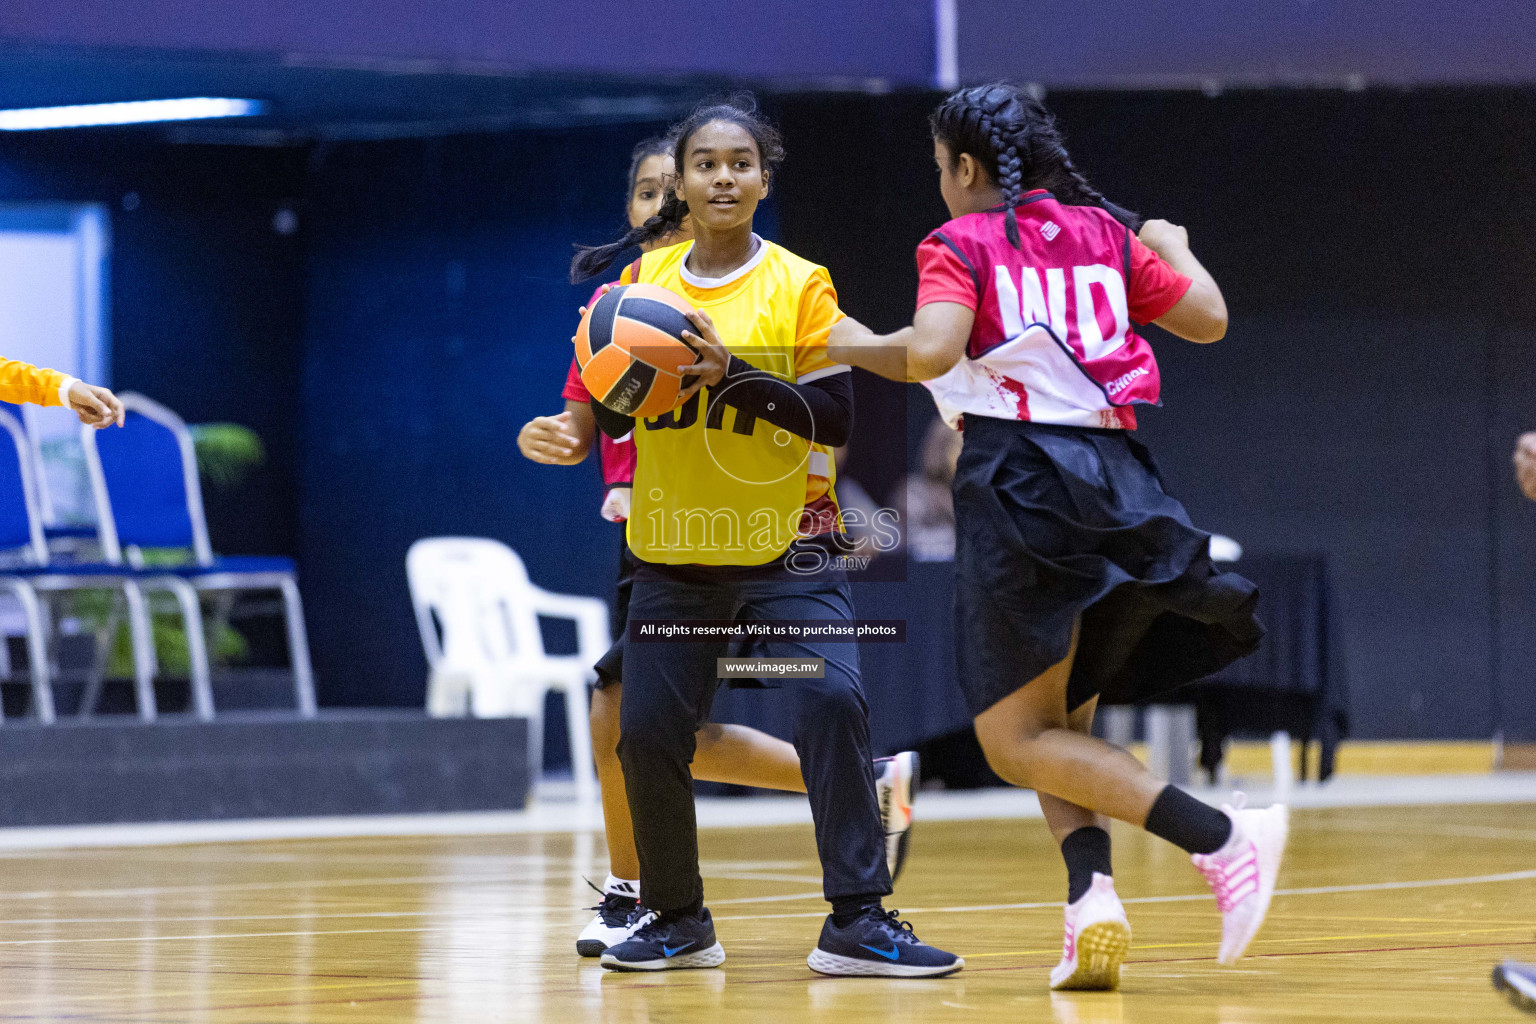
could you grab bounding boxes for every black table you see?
[1181,554,1347,781]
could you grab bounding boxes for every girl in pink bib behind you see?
[831,82,1286,991]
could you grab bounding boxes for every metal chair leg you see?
[278,577,318,717]
[121,580,159,721]
[0,602,12,685]
[522,695,545,799]
[0,580,54,724]
[78,593,123,719]
[144,579,213,721]
[36,591,58,707]
[11,584,53,724]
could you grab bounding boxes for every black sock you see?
[830,895,882,927]
[1060,826,1112,903]
[1143,785,1233,855]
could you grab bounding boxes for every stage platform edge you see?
[0,710,529,827]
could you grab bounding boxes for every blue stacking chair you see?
[0,402,98,548]
[0,407,179,722]
[0,409,58,722]
[81,393,317,719]
[0,401,98,584]
[0,402,166,719]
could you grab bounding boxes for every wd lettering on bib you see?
[917,191,1182,431]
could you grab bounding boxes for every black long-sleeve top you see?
[590,356,853,447]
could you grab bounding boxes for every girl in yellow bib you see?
[571,97,960,977]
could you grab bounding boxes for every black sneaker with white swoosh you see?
[599,907,726,972]
[807,907,963,977]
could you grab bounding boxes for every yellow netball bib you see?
[625,237,846,565]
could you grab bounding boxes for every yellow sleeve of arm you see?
[793,269,845,380]
[0,359,68,407]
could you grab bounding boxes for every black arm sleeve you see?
[713,355,854,448]
[588,397,635,440]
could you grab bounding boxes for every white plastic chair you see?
[406,537,605,807]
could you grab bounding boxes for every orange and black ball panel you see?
[577,283,701,418]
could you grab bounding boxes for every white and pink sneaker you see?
[1191,794,1289,965]
[1050,872,1132,991]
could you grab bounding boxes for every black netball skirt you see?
[952,416,1264,717]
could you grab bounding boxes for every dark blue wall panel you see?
[0,133,306,559]
[960,0,1536,87]
[0,1,935,85]
[775,88,1536,740]
[9,0,1536,91]
[298,126,667,706]
[8,85,1536,738]
[1135,316,1496,739]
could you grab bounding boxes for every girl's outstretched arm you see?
[827,302,975,384]
[1137,220,1227,343]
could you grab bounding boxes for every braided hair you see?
[572,94,785,282]
[930,82,1141,248]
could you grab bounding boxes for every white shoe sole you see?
[1220,805,1289,965]
[807,947,963,978]
[600,941,725,971]
[1493,963,1536,1014]
[1050,919,1131,990]
[577,920,633,958]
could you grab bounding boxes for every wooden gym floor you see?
[0,802,1530,1022]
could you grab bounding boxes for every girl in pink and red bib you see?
[832,83,1287,991]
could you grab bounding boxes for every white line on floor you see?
[714,868,1536,921]
[0,925,444,947]
[0,890,829,926]
[0,869,820,904]
[0,869,1525,942]
[0,774,1531,851]
[1305,820,1536,842]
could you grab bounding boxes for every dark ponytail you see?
[571,93,784,283]
[930,83,1142,248]
[571,192,689,282]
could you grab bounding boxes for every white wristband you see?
[57,377,79,408]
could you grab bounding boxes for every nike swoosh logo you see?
[860,943,900,960]
[663,942,694,957]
